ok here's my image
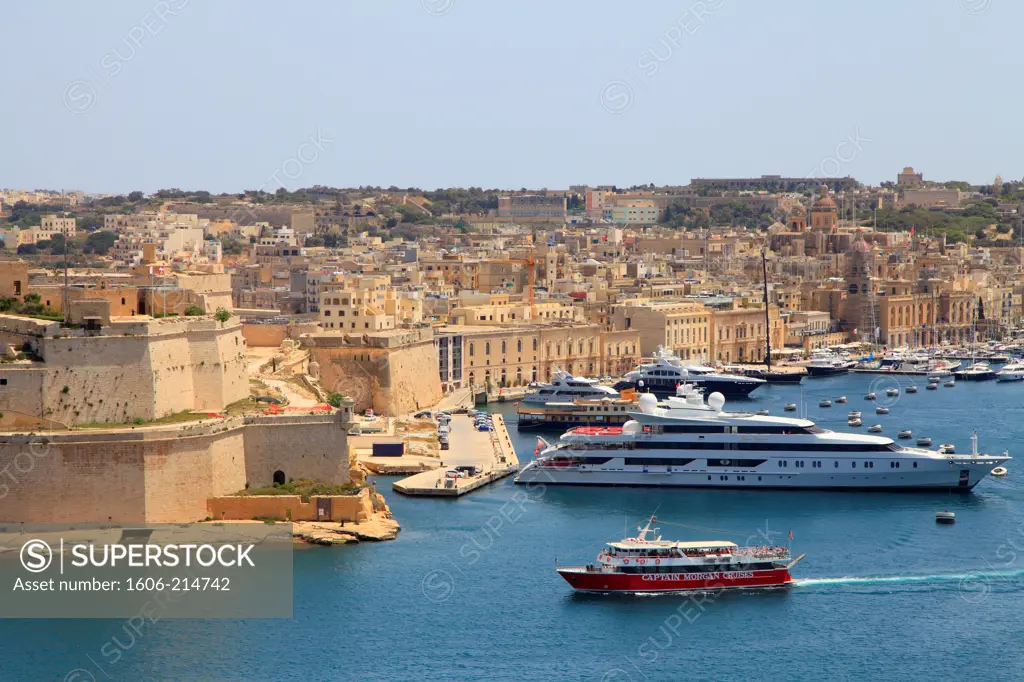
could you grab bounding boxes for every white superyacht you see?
[516,376,1008,491]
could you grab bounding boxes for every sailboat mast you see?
[762,248,772,372]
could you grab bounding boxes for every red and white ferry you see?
[557,516,804,593]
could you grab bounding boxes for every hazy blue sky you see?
[3,0,1020,193]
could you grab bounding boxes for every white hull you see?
[997,373,1024,382]
[516,456,1000,490]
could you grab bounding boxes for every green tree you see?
[183,305,205,316]
[84,230,117,254]
[214,307,232,325]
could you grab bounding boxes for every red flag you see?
[910,225,915,236]
[788,529,794,540]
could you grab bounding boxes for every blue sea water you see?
[3,374,1024,681]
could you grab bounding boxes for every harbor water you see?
[3,374,1024,681]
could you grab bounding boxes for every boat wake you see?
[795,567,1024,589]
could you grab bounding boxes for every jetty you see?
[392,413,519,497]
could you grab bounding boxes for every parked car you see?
[444,469,465,479]
[477,423,492,431]
[455,465,479,476]
[414,410,432,419]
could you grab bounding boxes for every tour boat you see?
[515,378,1010,491]
[555,516,804,593]
[517,398,637,429]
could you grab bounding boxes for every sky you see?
[2,0,1021,194]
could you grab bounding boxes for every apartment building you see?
[609,299,711,360]
[437,324,640,389]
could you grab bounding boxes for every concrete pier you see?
[392,413,519,497]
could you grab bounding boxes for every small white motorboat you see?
[784,403,797,411]
[848,418,863,427]
[905,385,918,394]
[886,388,899,397]
[928,376,943,383]
[935,510,956,524]
[898,430,912,439]
[944,380,955,387]
[836,396,847,404]
[917,437,932,447]
[756,409,770,416]
[819,400,832,408]
[876,406,889,415]
[864,392,877,400]
[926,383,938,390]
[939,443,955,454]
[848,411,862,419]
[867,424,883,433]
[992,466,1008,477]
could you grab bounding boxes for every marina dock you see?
[392,413,519,497]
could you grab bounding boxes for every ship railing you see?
[731,547,790,560]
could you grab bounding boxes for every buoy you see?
[992,466,1008,477]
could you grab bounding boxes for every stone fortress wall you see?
[0,411,352,523]
[0,315,248,426]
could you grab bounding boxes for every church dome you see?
[812,184,837,210]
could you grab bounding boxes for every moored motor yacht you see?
[806,352,857,377]
[953,362,997,382]
[556,515,803,593]
[614,346,765,399]
[516,378,1010,491]
[522,368,619,405]
[997,362,1024,382]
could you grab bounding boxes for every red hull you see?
[558,567,792,592]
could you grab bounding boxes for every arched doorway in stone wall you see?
[273,470,286,485]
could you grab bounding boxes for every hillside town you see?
[4,168,1023,410]
[0,168,1023,526]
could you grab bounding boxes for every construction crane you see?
[486,245,536,319]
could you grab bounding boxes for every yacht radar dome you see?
[707,392,726,412]
[638,393,659,414]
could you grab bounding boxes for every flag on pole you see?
[788,529,794,540]
[534,437,548,456]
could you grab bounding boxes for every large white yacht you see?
[997,361,1024,382]
[613,346,765,399]
[522,369,619,405]
[516,378,1008,491]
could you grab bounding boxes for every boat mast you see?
[762,248,772,372]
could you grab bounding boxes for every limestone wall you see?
[242,414,351,486]
[242,323,320,347]
[0,413,351,523]
[207,489,373,522]
[312,339,442,414]
[0,317,248,425]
